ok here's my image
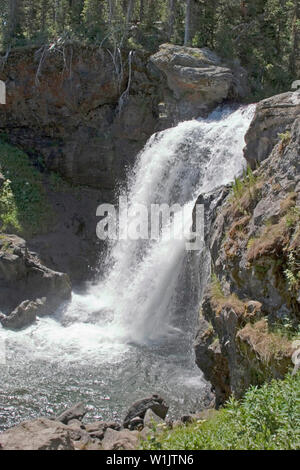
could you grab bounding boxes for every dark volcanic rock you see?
[123,394,168,428]
[0,45,161,191]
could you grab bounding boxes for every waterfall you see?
[0,104,255,429]
[69,104,256,343]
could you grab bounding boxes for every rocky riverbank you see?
[0,394,208,450]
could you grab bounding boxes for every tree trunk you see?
[121,0,135,46]
[41,0,47,33]
[139,0,144,22]
[108,0,116,25]
[184,0,192,45]
[5,0,19,44]
[168,0,175,40]
[291,0,300,76]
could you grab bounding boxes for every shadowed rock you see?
[244,91,300,167]
[123,394,168,428]
[56,402,87,425]
[0,234,71,322]
[0,300,38,330]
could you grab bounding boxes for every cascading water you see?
[0,104,255,430]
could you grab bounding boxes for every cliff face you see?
[0,43,248,283]
[195,91,300,406]
[0,44,160,191]
[0,43,247,191]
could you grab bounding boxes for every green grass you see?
[231,166,258,202]
[141,372,300,450]
[0,139,53,237]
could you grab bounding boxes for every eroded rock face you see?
[194,96,300,405]
[150,43,248,121]
[0,234,71,320]
[244,91,300,167]
[0,45,161,191]
[0,43,249,193]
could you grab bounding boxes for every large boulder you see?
[143,408,165,429]
[244,91,300,167]
[102,428,140,451]
[55,402,87,425]
[0,234,71,320]
[123,394,168,428]
[0,300,38,330]
[150,43,248,120]
[0,418,79,450]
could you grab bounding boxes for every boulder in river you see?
[123,394,169,428]
[0,300,38,330]
[56,402,87,425]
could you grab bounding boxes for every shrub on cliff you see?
[141,372,300,450]
[0,139,52,237]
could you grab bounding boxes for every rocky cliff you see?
[194,91,300,406]
[0,42,247,286]
[0,43,248,190]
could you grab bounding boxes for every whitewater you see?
[0,104,255,429]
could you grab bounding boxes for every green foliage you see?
[0,139,52,237]
[49,171,69,192]
[284,251,300,291]
[231,166,259,203]
[270,313,300,341]
[141,373,300,450]
[210,273,224,301]
[0,1,297,99]
[278,130,291,143]
[0,179,21,232]
[286,206,300,228]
